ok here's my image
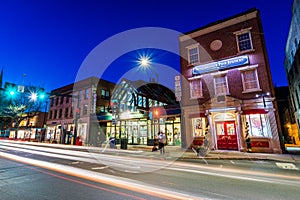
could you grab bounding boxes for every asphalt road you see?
[1,140,300,200]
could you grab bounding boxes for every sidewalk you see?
[126,144,300,163]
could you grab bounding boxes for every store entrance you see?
[216,121,238,150]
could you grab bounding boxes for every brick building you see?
[46,77,115,145]
[179,8,282,153]
[284,0,300,144]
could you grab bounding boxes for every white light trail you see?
[0,151,203,200]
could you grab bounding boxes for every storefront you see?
[186,104,280,153]
[99,78,181,146]
[104,112,181,146]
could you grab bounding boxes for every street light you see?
[256,92,270,107]
[138,55,159,83]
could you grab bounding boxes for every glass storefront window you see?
[245,114,269,137]
[192,118,206,136]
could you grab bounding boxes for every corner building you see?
[179,8,282,153]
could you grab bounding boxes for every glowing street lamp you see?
[138,55,159,83]
[256,92,270,107]
[139,56,151,67]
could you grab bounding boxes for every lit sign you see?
[192,55,249,75]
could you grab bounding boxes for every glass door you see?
[216,121,238,150]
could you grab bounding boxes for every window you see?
[187,45,199,64]
[214,75,228,95]
[192,118,206,137]
[55,97,59,105]
[101,89,110,99]
[241,69,260,92]
[64,108,69,118]
[85,89,89,99]
[59,109,62,118]
[244,114,269,137]
[190,78,203,98]
[235,29,253,52]
[79,91,83,102]
[49,111,52,120]
[83,104,88,115]
[60,97,63,105]
[54,110,57,119]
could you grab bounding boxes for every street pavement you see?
[125,144,300,163]
[1,138,300,163]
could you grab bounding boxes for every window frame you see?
[244,114,270,138]
[186,44,200,65]
[240,65,261,93]
[213,74,229,96]
[189,77,203,99]
[234,27,254,53]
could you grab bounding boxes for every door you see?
[216,121,238,150]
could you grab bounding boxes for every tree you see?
[0,83,46,139]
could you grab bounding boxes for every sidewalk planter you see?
[191,136,205,149]
[250,137,272,153]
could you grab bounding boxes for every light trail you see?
[0,141,172,173]
[1,140,300,185]
[0,151,204,200]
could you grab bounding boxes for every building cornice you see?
[179,11,258,42]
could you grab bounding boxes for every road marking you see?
[91,166,109,170]
[275,163,299,170]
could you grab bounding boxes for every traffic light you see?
[110,100,119,114]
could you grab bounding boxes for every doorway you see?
[216,121,238,150]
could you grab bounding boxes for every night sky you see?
[0,0,293,92]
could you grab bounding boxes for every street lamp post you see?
[256,92,270,108]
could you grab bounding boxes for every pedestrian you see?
[158,131,166,154]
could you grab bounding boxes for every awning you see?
[242,109,267,115]
[97,114,112,121]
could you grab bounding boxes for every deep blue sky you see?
[0,0,293,92]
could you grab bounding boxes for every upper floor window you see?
[84,89,89,99]
[83,104,88,115]
[79,91,83,102]
[235,28,253,53]
[214,75,229,96]
[241,68,261,92]
[189,78,203,99]
[64,108,69,118]
[187,45,199,65]
[101,89,110,99]
[55,97,59,106]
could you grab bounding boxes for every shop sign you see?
[174,75,182,101]
[192,55,249,75]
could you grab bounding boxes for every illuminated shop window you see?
[192,118,206,137]
[190,78,203,98]
[245,114,270,137]
[241,68,260,92]
[187,45,199,65]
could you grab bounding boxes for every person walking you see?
[158,131,166,155]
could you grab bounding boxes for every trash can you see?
[120,138,128,149]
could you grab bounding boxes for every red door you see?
[216,121,238,150]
